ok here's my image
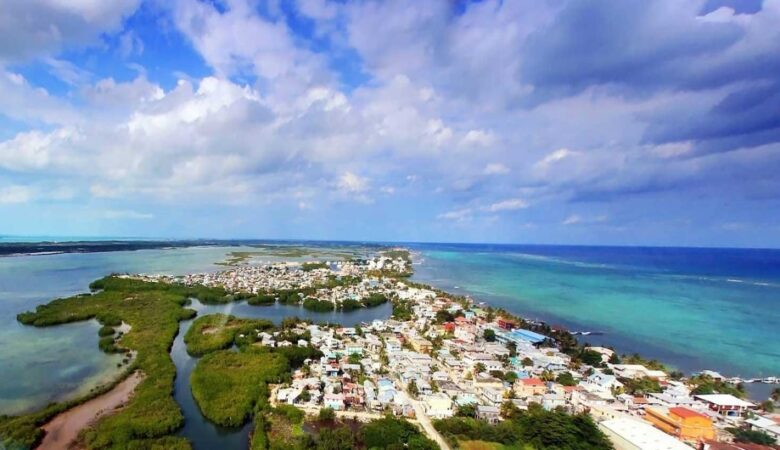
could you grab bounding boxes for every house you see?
[745,415,780,441]
[324,393,345,410]
[385,338,402,352]
[694,394,755,417]
[477,405,501,424]
[497,318,515,330]
[583,372,623,394]
[645,407,715,441]
[410,337,433,353]
[424,393,454,419]
[481,386,506,405]
[514,378,546,398]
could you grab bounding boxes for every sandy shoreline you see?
[37,371,145,450]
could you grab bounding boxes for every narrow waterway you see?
[170,299,392,449]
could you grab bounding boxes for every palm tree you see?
[771,387,780,403]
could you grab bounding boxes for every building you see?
[424,393,454,419]
[645,407,715,441]
[694,394,755,417]
[515,378,546,397]
[599,418,691,450]
[497,318,515,330]
[323,393,345,410]
[477,405,501,424]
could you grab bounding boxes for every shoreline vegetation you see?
[0,246,766,450]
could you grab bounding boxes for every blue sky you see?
[1,0,780,247]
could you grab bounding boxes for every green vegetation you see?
[98,325,116,337]
[362,293,388,307]
[264,405,310,450]
[555,372,577,386]
[216,251,264,266]
[620,377,662,395]
[434,404,612,450]
[2,275,232,449]
[302,262,328,272]
[302,298,335,312]
[727,427,777,445]
[318,407,336,422]
[392,299,414,320]
[340,298,363,311]
[184,313,274,356]
[248,294,277,306]
[190,350,289,427]
[689,374,746,398]
[360,416,438,450]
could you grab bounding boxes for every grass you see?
[1,276,229,450]
[459,440,534,450]
[184,313,274,356]
[190,350,289,428]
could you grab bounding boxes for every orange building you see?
[645,406,715,441]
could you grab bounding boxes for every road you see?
[409,397,451,450]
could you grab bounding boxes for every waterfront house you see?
[694,394,755,417]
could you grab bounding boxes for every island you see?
[1,248,777,450]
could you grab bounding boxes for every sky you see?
[1,0,779,247]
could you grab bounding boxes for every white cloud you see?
[484,198,529,212]
[0,185,33,204]
[562,214,581,225]
[102,209,154,220]
[463,129,496,147]
[562,214,608,226]
[437,208,473,221]
[483,163,510,175]
[535,148,576,169]
[338,171,369,193]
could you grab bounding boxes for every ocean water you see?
[410,244,780,379]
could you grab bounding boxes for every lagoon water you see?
[1,241,778,420]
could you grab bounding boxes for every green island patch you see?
[184,313,274,356]
[190,350,289,428]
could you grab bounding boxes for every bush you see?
[361,293,388,308]
[190,350,289,427]
[98,325,116,337]
[361,416,437,450]
[248,294,276,306]
[302,298,334,312]
[318,407,336,422]
[727,427,777,445]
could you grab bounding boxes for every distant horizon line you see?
[1,234,779,251]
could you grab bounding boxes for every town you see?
[131,250,780,450]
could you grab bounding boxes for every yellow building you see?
[645,406,715,441]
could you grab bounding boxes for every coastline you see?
[38,371,145,450]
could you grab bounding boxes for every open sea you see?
[0,240,778,420]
